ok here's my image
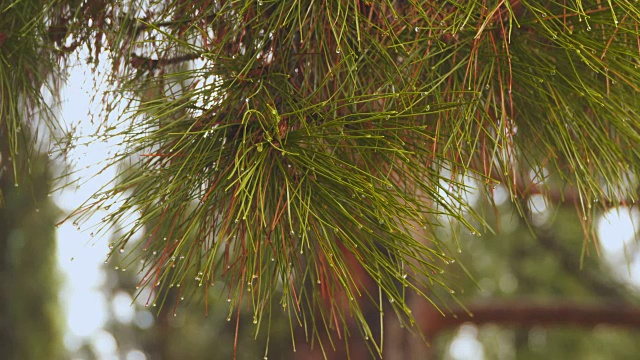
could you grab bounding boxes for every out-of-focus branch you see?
[474,161,638,208]
[418,299,640,338]
[534,230,633,300]
[129,53,202,71]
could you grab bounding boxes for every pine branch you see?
[54,1,640,356]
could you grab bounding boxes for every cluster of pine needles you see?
[5,0,640,356]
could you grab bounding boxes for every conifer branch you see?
[36,0,640,356]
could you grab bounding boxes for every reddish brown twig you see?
[418,299,640,338]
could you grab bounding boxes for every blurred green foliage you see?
[429,188,640,359]
[0,148,64,360]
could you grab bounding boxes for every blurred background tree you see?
[405,186,640,360]
[0,0,65,358]
[0,140,64,360]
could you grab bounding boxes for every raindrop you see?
[414,27,419,32]
[336,48,341,54]
[119,248,125,253]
